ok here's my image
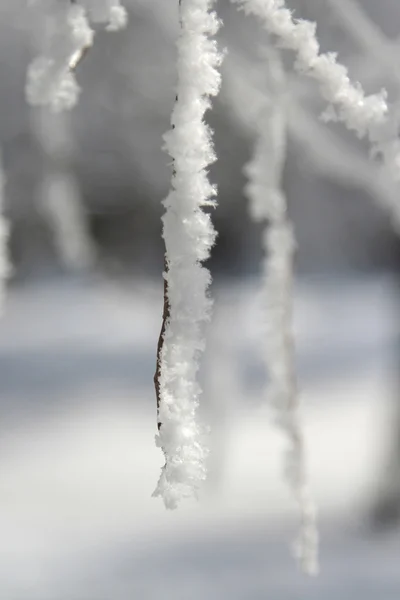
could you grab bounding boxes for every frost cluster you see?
[0,154,11,313]
[231,0,388,142]
[26,0,127,112]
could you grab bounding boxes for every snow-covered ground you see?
[0,273,398,599]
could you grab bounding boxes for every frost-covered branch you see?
[230,0,388,140]
[26,0,127,112]
[79,0,128,31]
[153,0,222,509]
[324,0,400,212]
[288,103,400,226]
[243,49,318,574]
[230,0,400,232]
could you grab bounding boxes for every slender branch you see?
[26,1,94,111]
[154,255,169,430]
[243,49,318,574]
[230,0,388,138]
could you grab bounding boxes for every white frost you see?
[244,50,318,574]
[153,0,222,509]
[26,1,94,111]
[26,1,127,112]
[0,153,11,314]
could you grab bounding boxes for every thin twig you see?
[69,0,91,71]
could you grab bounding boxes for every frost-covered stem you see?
[326,0,389,57]
[154,0,181,432]
[230,0,388,142]
[153,0,222,509]
[227,2,400,216]
[244,50,318,574]
[79,0,128,31]
[26,0,94,111]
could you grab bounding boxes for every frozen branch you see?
[230,0,388,139]
[326,0,389,56]
[230,0,400,232]
[324,1,400,216]
[223,45,400,233]
[153,0,222,509]
[79,0,128,31]
[26,0,127,112]
[288,103,400,225]
[243,49,318,575]
[0,154,11,314]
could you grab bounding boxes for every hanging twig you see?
[154,255,169,431]
[154,0,181,432]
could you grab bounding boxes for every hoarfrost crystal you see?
[153,0,222,509]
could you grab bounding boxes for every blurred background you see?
[0,0,399,597]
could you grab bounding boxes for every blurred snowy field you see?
[0,273,398,598]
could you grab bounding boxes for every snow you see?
[0,273,398,597]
